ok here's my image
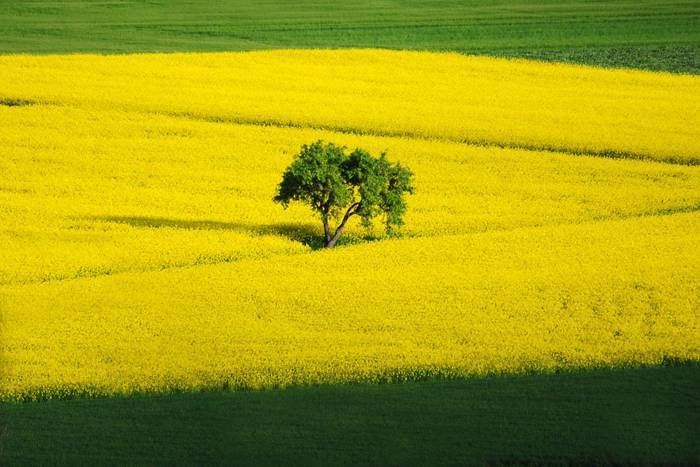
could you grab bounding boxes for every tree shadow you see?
[0,97,35,107]
[86,215,325,249]
[85,215,390,250]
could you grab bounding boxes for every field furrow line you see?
[3,205,697,288]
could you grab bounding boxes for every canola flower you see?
[1,104,699,285]
[1,213,698,401]
[0,50,699,401]
[0,50,698,164]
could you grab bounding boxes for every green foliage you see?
[274,141,350,218]
[274,141,414,247]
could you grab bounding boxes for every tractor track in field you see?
[2,204,698,288]
[158,109,700,167]
[3,98,698,166]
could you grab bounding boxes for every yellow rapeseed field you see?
[1,214,698,400]
[0,50,698,400]
[1,50,699,163]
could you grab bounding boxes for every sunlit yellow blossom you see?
[2,104,698,286]
[0,49,698,163]
[1,213,698,401]
[0,50,698,401]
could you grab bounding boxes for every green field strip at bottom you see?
[1,364,698,466]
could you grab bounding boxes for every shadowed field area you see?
[0,0,698,73]
[1,365,698,465]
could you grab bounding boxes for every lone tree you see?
[274,140,414,248]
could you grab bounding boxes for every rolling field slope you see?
[2,211,699,400]
[2,51,699,163]
[1,50,698,402]
[2,102,700,286]
[2,2,700,465]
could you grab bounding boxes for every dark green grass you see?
[1,365,698,466]
[1,0,698,73]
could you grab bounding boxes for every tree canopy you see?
[274,140,414,248]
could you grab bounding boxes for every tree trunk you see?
[324,202,359,248]
[322,214,332,246]
[326,223,346,248]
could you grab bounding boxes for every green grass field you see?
[0,0,698,73]
[2,365,698,466]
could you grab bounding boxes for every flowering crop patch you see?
[0,51,698,401]
[1,50,698,163]
[1,213,698,401]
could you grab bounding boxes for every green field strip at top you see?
[0,0,699,73]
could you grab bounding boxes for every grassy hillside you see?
[1,366,698,465]
[0,0,698,73]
